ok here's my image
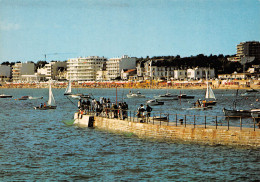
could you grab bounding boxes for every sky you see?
[0,0,259,63]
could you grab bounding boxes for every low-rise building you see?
[187,67,215,80]
[121,69,136,80]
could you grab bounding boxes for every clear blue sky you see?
[0,0,259,63]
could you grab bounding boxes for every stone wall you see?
[93,116,260,148]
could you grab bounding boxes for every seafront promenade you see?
[1,79,260,90]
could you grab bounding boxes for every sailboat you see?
[64,80,72,95]
[202,78,217,106]
[34,80,57,110]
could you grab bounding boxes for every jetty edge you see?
[73,113,260,148]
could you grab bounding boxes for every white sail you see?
[205,71,216,100]
[65,80,72,94]
[205,84,216,99]
[47,80,56,106]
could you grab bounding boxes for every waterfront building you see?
[143,60,175,81]
[106,55,136,80]
[173,69,187,80]
[12,62,35,82]
[67,56,107,81]
[20,73,46,82]
[0,65,12,80]
[121,69,136,80]
[187,67,215,80]
[96,69,108,82]
[45,61,67,80]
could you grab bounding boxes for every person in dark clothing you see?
[146,104,152,117]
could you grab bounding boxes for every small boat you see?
[246,88,258,93]
[146,99,164,106]
[223,108,251,118]
[223,90,252,118]
[70,93,84,99]
[34,80,57,110]
[177,94,195,99]
[251,109,260,118]
[241,92,256,97]
[28,96,43,100]
[80,95,92,99]
[154,93,178,100]
[126,91,145,98]
[18,96,29,100]
[0,94,13,98]
[64,80,72,95]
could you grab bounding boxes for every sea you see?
[0,88,259,181]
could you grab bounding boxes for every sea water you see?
[0,88,259,181]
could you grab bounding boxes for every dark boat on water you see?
[246,88,258,93]
[223,108,251,118]
[178,94,195,99]
[0,94,13,98]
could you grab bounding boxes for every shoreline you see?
[0,79,259,90]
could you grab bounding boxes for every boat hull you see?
[34,106,57,110]
[223,108,251,118]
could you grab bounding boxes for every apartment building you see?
[106,55,136,80]
[12,62,35,82]
[0,65,12,79]
[237,41,260,61]
[67,56,107,81]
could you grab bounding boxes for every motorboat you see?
[18,96,29,100]
[146,99,164,106]
[246,88,258,93]
[70,93,84,99]
[28,96,43,100]
[241,92,256,97]
[126,91,145,98]
[0,94,13,98]
[251,109,260,118]
[154,93,178,100]
[177,94,195,99]
[223,108,251,118]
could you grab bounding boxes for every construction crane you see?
[44,53,75,62]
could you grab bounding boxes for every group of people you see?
[77,97,129,119]
[40,102,46,108]
[136,104,153,123]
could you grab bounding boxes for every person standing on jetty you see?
[146,104,152,117]
[137,104,146,123]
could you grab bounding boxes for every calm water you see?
[0,88,259,181]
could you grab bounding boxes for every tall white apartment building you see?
[67,56,107,81]
[106,55,136,80]
[12,62,35,82]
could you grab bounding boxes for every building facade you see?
[45,61,67,80]
[67,56,107,81]
[12,62,35,82]
[143,60,175,81]
[0,65,12,79]
[106,55,136,80]
[187,67,215,80]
